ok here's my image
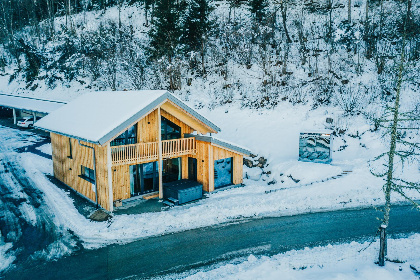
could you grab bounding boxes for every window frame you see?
[67,138,73,159]
[80,165,95,184]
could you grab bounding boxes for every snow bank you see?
[180,234,420,280]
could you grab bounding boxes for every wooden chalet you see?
[36,91,250,211]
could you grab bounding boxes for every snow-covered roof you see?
[185,134,251,156]
[35,90,220,145]
[0,93,67,113]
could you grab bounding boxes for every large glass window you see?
[163,157,181,183]
[111,124,137,146]
[129,158,182,197]
[161,117,181,140]
[130,162,159,196]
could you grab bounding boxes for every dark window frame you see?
[161,116,181,140]
[80,165,95,183]
[67,138,73,159]
[110,124,138,146]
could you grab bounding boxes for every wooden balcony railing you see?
[111,137,196,166]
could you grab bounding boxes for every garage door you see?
[214,157,233,189]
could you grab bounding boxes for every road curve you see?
[6,205,420,280]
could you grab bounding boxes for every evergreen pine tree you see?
[182,0,214,53]
[148,0,181,62]
[182,0,214,75]
[249,0,267,23]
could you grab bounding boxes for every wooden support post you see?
[158,108,163,199]
[107,144,114,212]
[181,155,189,179]
[12,109,16,125]
[378,224,387,266]
[208,144,214,192]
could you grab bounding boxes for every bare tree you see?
[370,0,420,265]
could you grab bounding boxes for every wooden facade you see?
[50,102,248,211]
[50,133,111,210]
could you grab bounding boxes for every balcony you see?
[111,137,196,166]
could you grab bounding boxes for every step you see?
[166,197,179,205]
[89,209,111,222]
[143,192,159,200]
[163,200,174,207]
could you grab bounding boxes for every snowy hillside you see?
[0,0,419,115]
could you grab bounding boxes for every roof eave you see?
[35,126,101,145]
[1,104,51,114]
[165,93,221,133]
[185,134,251,156]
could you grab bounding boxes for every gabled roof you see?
[35,90,220,145]
[0,93,67,113]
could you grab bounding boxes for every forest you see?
[0,0,419,116]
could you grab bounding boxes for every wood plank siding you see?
[50,133,111,210]
[192,141,244,192]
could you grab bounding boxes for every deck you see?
[111,137,196,166]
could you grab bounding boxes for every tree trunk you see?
[282,42,290,75]
[348,0,351,23]
[365,0,369,24]
[406,0,412,29]
[145,4,149,27]
[382,23,406,240]
[383,41,404,228]
[379,0,384,41]
[201,39,206,76]
[378,225,387,266]
[280,0,291,43]
[327,0,334,73]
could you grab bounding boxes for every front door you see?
[188,157,197,181]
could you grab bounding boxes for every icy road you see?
[4,202,420,279]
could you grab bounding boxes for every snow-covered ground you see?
[0,100,419,273]
[2,102,419,249]
[173,234,420,280]
[35,143,52,155]
[0,232,15,273]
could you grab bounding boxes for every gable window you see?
[111,124,137,146]
[80,165,95,183]
[161,117,181,140]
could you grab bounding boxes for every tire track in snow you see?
[0,135,79,274]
